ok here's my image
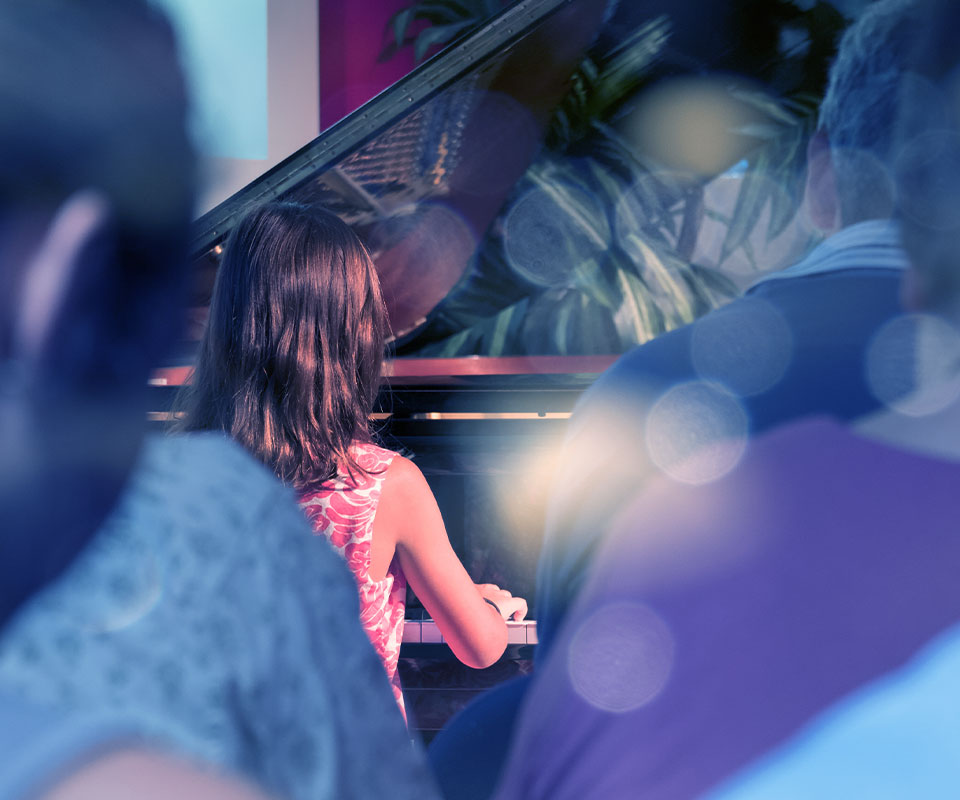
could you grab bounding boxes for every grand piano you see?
[152,0,844,734]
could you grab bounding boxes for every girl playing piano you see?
[176,201,526,714]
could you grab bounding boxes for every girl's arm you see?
[374,456,527,669]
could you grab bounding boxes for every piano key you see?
[506,622,528,644]
[404,619,536,645]
[402,619,421,644]
[421,620,443,643]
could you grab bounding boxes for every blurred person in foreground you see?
[0,2,437,799]
[0,2,270,797]
[430,2,924,797]
[494,0,960,796]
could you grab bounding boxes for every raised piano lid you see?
[187,0,614,358]
[179,0,830,383]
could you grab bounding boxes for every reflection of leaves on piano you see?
[413,22,475,62]
[388,0,855,358]
[398,138,738,357]
[546,15,672,152]
[719,91,818,264]
[415,297,528,358]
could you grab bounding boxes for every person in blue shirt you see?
[0,2,437,799]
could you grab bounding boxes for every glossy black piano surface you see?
[153,0,856,731]
[178,0,848,365]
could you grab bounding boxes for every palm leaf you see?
[414,20,476,61]
[632,235,695,321]
[525,169,609,251]
[430,326,476,357]
[485,297,527,355]
[612,259,662,345]
[720,156,775,264]
[574,256,621,311]
[547,15,672,149]
[385,0,508,57]
[391,8,417,46]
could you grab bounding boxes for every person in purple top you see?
[493,0,960,796]
[430,2,925,797]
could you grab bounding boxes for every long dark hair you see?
[174,202,389,488]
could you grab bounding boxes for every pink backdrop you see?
[318,0,420,130]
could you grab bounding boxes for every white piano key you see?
[402,620,421,644]
[506,621,527,644]
[402,618,538,645]
[526,621,537,644]
[421,620,443,643]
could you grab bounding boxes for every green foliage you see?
[386,0,857,357]
[385,0,511,63]
[545,15,672,151]
[719,91,820,262]
[405,141,740,357]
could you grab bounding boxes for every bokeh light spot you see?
[865,313,960,417]
[646,381,749,484]
[691,297,793,396]
[448,90,542,197]
[504,184,607,287]
[373,201,478,336]
[895,130,960,232]
[567,601,674,713]
[622,77,767,177]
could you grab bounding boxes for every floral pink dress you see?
[298,443,408,715]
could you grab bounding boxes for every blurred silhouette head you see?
[807,0,924,230]
[177,201,389,489]
[894,0,960,316]
[0,0,195,626]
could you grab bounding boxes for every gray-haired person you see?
[495,0,960,795]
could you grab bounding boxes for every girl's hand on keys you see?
[476,583,528,621]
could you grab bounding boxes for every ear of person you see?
[13,190,113,368]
